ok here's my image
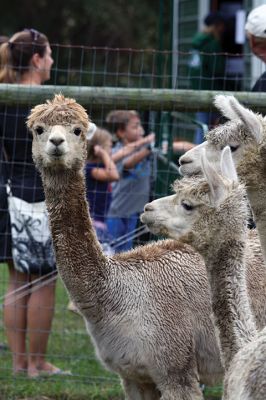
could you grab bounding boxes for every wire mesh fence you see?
[0,43,266,399]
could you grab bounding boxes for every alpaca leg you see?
[122,379,160,400]
[142,382,161,400]
[160,386,203,400]
[159,376,204,400]
[122,379,145,400]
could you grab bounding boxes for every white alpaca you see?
[141,148,266,399]
[178,95,266,264]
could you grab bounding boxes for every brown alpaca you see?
[141,148,266,399]
[28,95,266,400]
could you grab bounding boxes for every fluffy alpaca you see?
[178,95,266,265]
[27,95,266,399]
[141,148,266,399]
[28,94,211,400]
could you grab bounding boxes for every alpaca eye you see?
[181,201,194,211]
[35,126,44,135]
[74,127,82,136]
[230,145,239,153]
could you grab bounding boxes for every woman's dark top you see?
[252,71,266,92]
[0,105,44,202]
[0,105,44,261]
[85,162,112,222]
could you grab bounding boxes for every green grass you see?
[0,264,122,399]
[0,264,222,399]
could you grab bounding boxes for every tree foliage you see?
[0,1,172,87]
[0,0,171,49]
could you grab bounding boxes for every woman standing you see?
[0,29,63,378]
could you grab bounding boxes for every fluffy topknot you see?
[27,94,90,131]
[173,177,211,205]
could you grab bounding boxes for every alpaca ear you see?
[214,95,239,120]
[228,96,263,144]
[201,149,226,206]
[220,146,238,182]
[214,95,263,143]
[87,123,97,140]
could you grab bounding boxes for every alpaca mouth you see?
[140,213,160,233]
[49,148,67,158]
[146,223,163,236]
[141,213,173,237]
[140,212,164,225]
[140,212,151,225]
[179,165,200,177]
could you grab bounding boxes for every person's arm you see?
[123,147,151,169]
[91,145,119,182]
[112,133,155,163]
[173,141,195,152]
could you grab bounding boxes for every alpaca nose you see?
[144,203,154,212]
[179,155,192,165]
[49,137,65,147]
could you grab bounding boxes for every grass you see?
[0,264,222,399]
[0,264,122,400]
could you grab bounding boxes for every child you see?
[86,128,119,252]
[106,110,155,252]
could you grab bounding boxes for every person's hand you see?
[145,133,155,144]
[141,133,155,147]
[172,141,195,152]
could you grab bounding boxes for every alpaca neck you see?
[41,166,107,304]
[203,236,257,369]
[246,187,266,266]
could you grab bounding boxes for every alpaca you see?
[141,147,266,399]
[28,94,210,400]
[27,94,266,399]
[178,95,266,264]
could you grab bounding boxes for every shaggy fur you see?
[179,95,266,266]
[212,97,266,270]
[27,94,89,130]
[28,95,266,400]
[205,120,252,147]
[141,153,266,399]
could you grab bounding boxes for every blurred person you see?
[189,11,226,144]
[106,110,155,252]
[245,4,266,91]
[0,29,66,378]
[85,128,119,253]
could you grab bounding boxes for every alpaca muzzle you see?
[47,126,69,158]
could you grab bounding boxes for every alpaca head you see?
[141,147,247,252]
[179,95,266,179]
[27,94,90,171]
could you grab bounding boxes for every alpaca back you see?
[79,239,221,385]
[80,234,266,387]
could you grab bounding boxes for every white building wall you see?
[250,0,266,87]
[198,0,210,30]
